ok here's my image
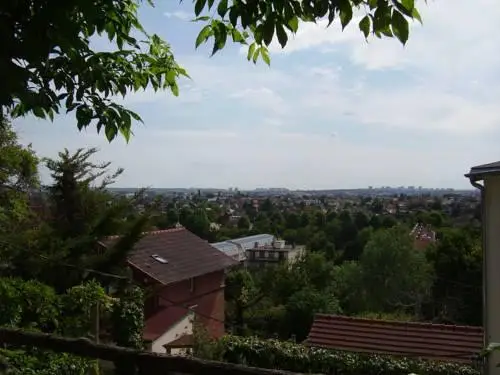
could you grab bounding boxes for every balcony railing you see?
[0,327,307,375]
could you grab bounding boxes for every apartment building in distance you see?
[211,234,305,267]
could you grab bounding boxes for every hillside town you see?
[1,1,497,375]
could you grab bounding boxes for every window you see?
[151,254,168,264]
[279,252,285,261]
[258,250,265,258]
[190,277,195,293]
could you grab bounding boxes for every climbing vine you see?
[110,284,145,375]
[110,284,144,349]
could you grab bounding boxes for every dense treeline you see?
[146,191,482,340]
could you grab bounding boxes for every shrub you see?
[216,335,480,375]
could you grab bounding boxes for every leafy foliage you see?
[193,0,423,65]
[192,322,224,360]
[214,335,479,375]
[1,0,187,141]
[358,225,434,313]
[0,278,111,375]
[110,285,144,375]
[110,285,145,349]
[44,147,124,239]
[4,147,150,292]
[1,0,423,141]
[426,228,482,325]
[226,253,341,341]
[0,119,39,231]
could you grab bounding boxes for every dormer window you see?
[151,254,168,264]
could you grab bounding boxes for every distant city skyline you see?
[107,186,476,192]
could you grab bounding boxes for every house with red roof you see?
[305,314,483,365]
[101,227,238,355]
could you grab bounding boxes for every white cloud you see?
[230,87,287,114]
[163,11,191,21]
[258,0,500,80]
[263,117,284,127]
[300,81,500,134]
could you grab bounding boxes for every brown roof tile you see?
[306,314,483,363]
[102,227,238,285]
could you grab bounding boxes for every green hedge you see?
[216,335,480,375]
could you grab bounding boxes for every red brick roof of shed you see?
[101,227,238,285]
[305,314,484,364]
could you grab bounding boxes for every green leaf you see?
[260,47,270,66]
[338,0,353,30]
[105,125,118,142]
[400,0,415,12]
[171,82,180,96]
[254,24,264,44]
[380,26,393,37]
[120,126,131,143]
[276,23,288,48]
[412,7,423,24]
[287,16,299,33]
[211,22,227,55]
[327,6,335,27]
[76,105,92,128]
[247,43,256,61]
[192,16,211,21]
[262,19,275,46]
[166,70,177,85]
[231,29,246,43]
[195,25,212,48]
[217,0,228,17]
[373,3,391,32]
[120,113,132,143]
[359,15,371,39]
[130,111,142,122]
[391,10,409,45]
[229,5,239,25]
[252,46,260,64]
[194,0,207,16]
[33,107,45,119]
[47,109,54,121]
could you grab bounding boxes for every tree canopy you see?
[2,0,422,141]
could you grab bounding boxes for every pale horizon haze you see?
[14,0,500,190]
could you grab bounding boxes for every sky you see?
[14,0,500,190]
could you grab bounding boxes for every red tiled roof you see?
[305,314,484,363]
[101,228,238,285]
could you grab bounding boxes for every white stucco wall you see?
[483,175,500,375]
[151,311,194,355]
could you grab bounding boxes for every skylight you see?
[151,254,168,264]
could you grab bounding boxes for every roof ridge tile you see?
[315,314,483,333]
